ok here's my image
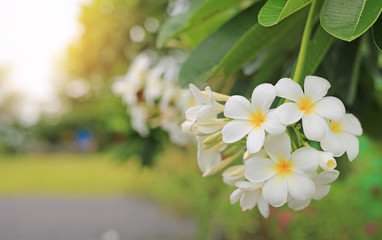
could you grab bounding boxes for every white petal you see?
[342,133,359,161]
[303,76,331,102]
[263,110,286,134]
[251,83,276,111]
[264,132,291,161]
[314,170,339,185]
[230,188,243,204]
[224,95,253,120]
[275,78,304,102]
[312,185,331,200]
[314,97,345,121]
[257,195,270,218]
[222,120,252,143]
[184,105,203,121]
[320,130,346,157]
[341,113,363,136]
[302,113,329,141]
[240,190,260,211]
[287,171,315,200]
[196,105,220,121]
[275,102,304,125]
[289,147,319,173]
[262,175,288,207]
[246,127,265,153]
[197,136,222,173]
[288,198,311,211]
[245,157,276,182]
[235,181,262,190]
[189,84,207,104]
[196,121,226,135]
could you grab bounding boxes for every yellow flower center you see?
[275,158,293,176]
[250,111,265,127]
[298,97,315,114]
[330,121,342,133]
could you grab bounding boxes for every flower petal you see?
[287,171,315,200]
[235,181,262,190]
[245,157,276,182]
[246,127,265,153]
[184,105,203,121]
[314,170,339,185]
[275,102,304,125]
[314,97,345,121]
[289,147,319,173]
[302,113,329,141]
[251,83,276,111]
[288,198,311,211]
[230,188,243,204]
[341,113,362,136]
[197,136,222,173]
[189,84,207,104]
[263,110,286,135]
[224,95,253,120]
[303,76,331,102]
[262,175,288,207]
[312,185,331,200]
[222,120,252,143]
[264,132,291,161]
[240,190,260,211]
[257,196,270,218]
[342,133,359,161]
[320,130,346,157]
[275,78,304,102]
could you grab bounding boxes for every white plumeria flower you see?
[222,83,286,153]
[288,170,339,211]
[244,133,319,207]
[320,113,363,161]
[130,105,150,137]
[230,181,270,218]
[318,151,337,171]
[275,76,345,141]
[196,136,226,175]
[184,84,225,135]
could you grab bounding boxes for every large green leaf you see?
[258,0,311,27]
[373,15,382,51]
[156,0,248,48]
[179,3,307,87]
[300,24,334,77]
[320,0,382,41]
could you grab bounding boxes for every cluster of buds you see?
[112,52,193,146]
[182,76,362,218]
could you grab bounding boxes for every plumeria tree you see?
[141,0,381,217]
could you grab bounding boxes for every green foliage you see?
[373,15,382,51]
[258,0,311,27]
[179,2,307,87]
[157,0,246,48]
[320,0,382,41]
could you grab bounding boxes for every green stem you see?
[292,0,319,84]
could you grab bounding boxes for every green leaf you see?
[300,24,334,77]
[320,0,382,41]
[258,0,311,27]
[156,0,247,48]
[179,3,307,87]
[373,15,382,51]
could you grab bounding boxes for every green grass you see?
[0,153,143,195]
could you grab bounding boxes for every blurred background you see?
[0,0,381,239]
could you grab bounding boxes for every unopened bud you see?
[319,151,337,171]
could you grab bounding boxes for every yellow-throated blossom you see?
[222,83,285,153]
[244,133,319,207]
[275,76,345,141]
[320,113,363,161]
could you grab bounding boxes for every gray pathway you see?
[0,197,196,240]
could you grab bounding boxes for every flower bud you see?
[222,165,245,186]
[319,151,337,171]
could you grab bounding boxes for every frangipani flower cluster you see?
[112,52,193,146]
[182,76,362,218]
